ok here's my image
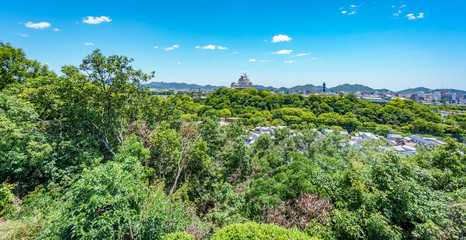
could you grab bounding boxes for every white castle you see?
[231,73,253,90]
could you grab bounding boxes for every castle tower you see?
[231,73,253,90]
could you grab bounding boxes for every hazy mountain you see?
[399,87,466,94]
[398,87,432,93]
[145,81,224,90]
[145,81,464,94]
[329,84,390,93]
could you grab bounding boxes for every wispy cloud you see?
[406,13,424,20]
[249,59,256,62]
[340,4,360,15]
[54,28,61,32]
[393,10,402,17]
[82,16,112,24]
[312,57,319,60]
[25,21,51,29]
[154,46,159,49]
[272,34,292,43]
[260,59,274,63]
[17,33,29,37]
[196,45,228,50]
[296,53,311,56]
[284,60,295,63]
[272,49,292,54]
[84,42,95,46]
[165,44,179,51]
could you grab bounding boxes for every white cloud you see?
[25,21,51,29]
[196,45,227,50]
[341,11,348,14]
[400,4,406,8]
[272,49,292,54]
[249,59,256,62]
[392,5,396,8]
[177,62,181,65]
[406,13,424,20]
[406,13,415,20]
[350,5,357,8]
[312,57,319,60]
[272,34,292,43]
[82,16,112,24]
[54,28,61,32]
[233,51,238,54]
[284,60,295,63]
[17,33,29,37]
[348,11,357,15]
[260,59,274,62]
[296,53,311,56]
[165,44,179,50]
[393,10,403,17]
[202,45,216,49]
[154,46,159,49]
[84,42,95,46]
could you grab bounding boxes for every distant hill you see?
[145,81,464,94]
[329,84,390,93]
[399,87,466,94]
[255,84,321,92]
[146,81,224,90]
[398,87,431,93]
[289,84,321,92]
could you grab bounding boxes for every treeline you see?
[169,88,466,141]
[1,43,465,239]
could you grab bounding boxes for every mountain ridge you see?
[145,81,465,94]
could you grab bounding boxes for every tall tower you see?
[231,73,253,90]
[323,82,327,92]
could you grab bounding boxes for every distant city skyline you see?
[1,0,465,91]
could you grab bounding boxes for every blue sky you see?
[1,0,465,90]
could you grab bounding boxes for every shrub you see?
[211,222,317,240]
[0,182,15,216]
[48,159,195,240]
[162,231,195,240]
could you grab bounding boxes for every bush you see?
[0,182,15,216]
[162,231,195,240]
[212,222,317,240]
[48,159,195,240]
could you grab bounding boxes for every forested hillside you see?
[1,43,465,239]
[176,88,465,141]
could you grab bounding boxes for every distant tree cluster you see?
[169,87,465,141]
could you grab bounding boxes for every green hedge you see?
[212,222,317,240]
[162,231,195,240]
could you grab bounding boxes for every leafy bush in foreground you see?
[211,222,317,240]
[162,231,195,240]
[45,158,196,240]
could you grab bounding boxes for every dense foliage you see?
[169,87,465,141]
[1,43,465,240]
